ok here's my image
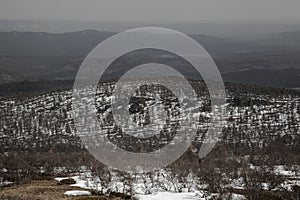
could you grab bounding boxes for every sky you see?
[0,0,300,22]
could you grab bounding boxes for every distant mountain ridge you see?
[259,31,300,47]
[0,30,251,57]
[0,30,299,88]
[0,30,114,56]
[0,29,298,56]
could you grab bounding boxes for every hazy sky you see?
[0,0,300,22]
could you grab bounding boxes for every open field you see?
[0,179,105,200]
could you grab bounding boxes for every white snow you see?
[273,165,296,177]
[54,177,70,182]
[64,190,91,196]
[55,165,299,200]
[232,193,246,200]
[136,191,204,200]
[0,181,14,187]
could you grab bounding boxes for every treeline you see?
[0,79,74,96]
[1,79,299,98]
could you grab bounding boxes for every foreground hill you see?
[0,80,299,199]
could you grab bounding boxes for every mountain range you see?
[0,30,299,88]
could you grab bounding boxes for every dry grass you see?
[0,180,112,200]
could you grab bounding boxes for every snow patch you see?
[136,191,204,200]
[64,190,91,196]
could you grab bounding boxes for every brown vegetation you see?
[0,179,114,200]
